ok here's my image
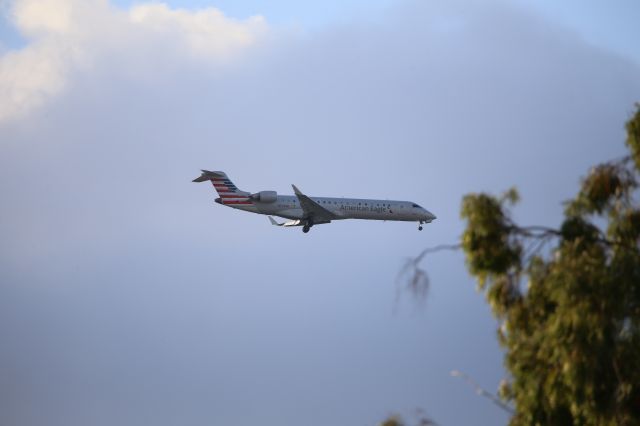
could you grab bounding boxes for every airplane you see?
[193,170,436,233]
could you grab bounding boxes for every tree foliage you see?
[459,105,640,425]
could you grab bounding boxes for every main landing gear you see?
[302,220,314,233]
[418,221,424,231]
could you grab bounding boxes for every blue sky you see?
[1,1,639,425]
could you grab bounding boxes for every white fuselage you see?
[216,195,436,223]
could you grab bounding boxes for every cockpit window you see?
[412,204,421,208]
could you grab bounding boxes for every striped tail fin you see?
[192,170,253,205]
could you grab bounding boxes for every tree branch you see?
[395,243,462,307]
[450,370,515,415]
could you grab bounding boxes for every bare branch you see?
[396,244,462,307]
[450,370,515,415]
[514,225,561,237]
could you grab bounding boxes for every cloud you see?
[0,0,267,122]
[129,3,266,57]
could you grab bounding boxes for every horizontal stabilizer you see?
[192,170,226,182]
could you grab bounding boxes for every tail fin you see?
[192,170,252,205]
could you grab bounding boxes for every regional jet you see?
[193,170,436,233]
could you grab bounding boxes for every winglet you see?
[291,184,303,196]
[268,216,283,226]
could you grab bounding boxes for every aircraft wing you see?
[292,184,338,223]
[268,216,303,227]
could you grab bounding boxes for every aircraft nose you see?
[424,210,436,222]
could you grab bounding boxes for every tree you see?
[406,104,640,425]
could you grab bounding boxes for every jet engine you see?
[250,191,277,203]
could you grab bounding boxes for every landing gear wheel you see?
[302,225,310,233]
[418,226,423,231]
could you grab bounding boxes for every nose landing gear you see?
[418,221,424,231]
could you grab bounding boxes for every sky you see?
[1,1,639,425]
